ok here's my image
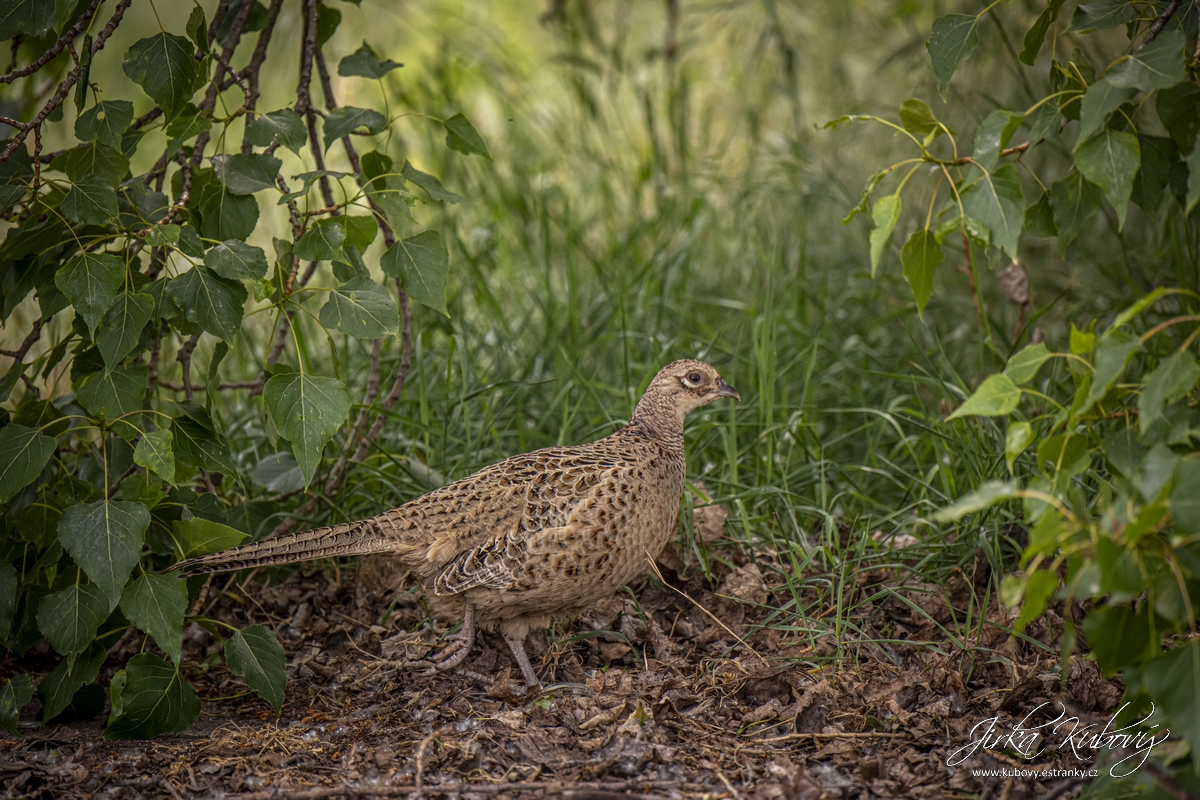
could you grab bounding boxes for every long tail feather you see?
[166,519,392,575]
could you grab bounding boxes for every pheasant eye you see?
[686,372,702,385]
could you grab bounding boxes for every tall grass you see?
[85,1,1195,651]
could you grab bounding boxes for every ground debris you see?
[1,557,1120,799]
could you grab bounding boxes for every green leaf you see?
[250,453,305,493]
[211,154,282,195]
[166,266,247,342]
[204,241,269,281]
[244,108,307,153]
[932,480,1021,522]
[1132,134,1178,211]
[0,674,34,733]
[171,517,248,559]
[926,14,979,99]
[0,423,55,503]
[400,160,462,204]
[316,3,341,45]
[74,100,135,150]
[121,33,203,122]
[0,0,57,40]
[338,41,402,79]
[1187,133,1200,215]
[164,112,212,154]
[1104,28,1186,92]
[1084,605,1152,676]
[103,653,200,739]
[443,113,492,159]
[97,291,154,367]
[842,169,887,225]
[1067,0,1137,31]
[62,174,119,225]
[1170,460,1200,532]
[380,230,449,315]
[145,224,180,246]
[319,276,398,339]
[1110,288,1166,331]
[962,164,1024,259]
[36,583,112,655]
[972,109,1023,171]
[1137,639,1200,761]
[1038,434,1088,475]
[57,500,150,604]
[171,416,237,476]
[898,98,953,139]
[868,195,901,277]
[185,5,208,52]
[322,107,386,151]
[948,373,1021,419]
[263,373,351,486]
[1074,127,1140,229]
[1141,353,1200,435]
[37,643,105,724]
[134,428,176,484]
[0,561,15,638]
[294,219,346,262]
[1049,171,1104,252]
[1019,0,1063,65]
[76,363,147,440]
[196,183,260,242]
[342,217,377,250]
[1004,343,1052,385]
[1024,190,1058,238]
[1081,330,1140,414]
[225,624,286,714]
[899,229,943,316]
[120,573,187,663]
[1156,82,1200,154]
[1006,421,1034,473]
[1016,569,1058,632]
[1078,81,1135,142]
[60,141,129,186]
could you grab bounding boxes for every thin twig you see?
[645,555,769,666]
[177,335,201,403]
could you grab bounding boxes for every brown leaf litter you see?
[1,508,1123,800]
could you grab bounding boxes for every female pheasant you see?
[170,360,739,689]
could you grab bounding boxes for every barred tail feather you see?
[166,519,392,575]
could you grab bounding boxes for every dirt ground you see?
[1,529,1125,800]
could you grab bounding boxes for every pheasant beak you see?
[714,378,741,401]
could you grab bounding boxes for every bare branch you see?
[2,319,43,366]
[0,0,131,162]
[0,0,103,85]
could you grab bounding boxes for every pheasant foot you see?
[502,629,542,692]
[418,602,476,676]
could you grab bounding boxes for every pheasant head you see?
[630,359,740,430]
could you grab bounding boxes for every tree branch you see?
[0,0,103,85]
[0,0,131,162]
[1140,0,1183,49]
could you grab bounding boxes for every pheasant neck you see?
[627,392,686,448]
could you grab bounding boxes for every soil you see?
[1,528,1124,800]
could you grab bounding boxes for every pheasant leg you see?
[420,602,476,675]
[502,630,542,691]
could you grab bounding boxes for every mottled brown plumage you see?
[169,360,739,688]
